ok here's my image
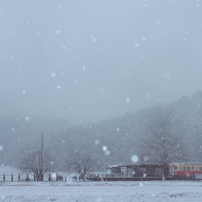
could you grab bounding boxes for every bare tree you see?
[138,104,187,165]
[66,150,97,180]
[17,149,55,181]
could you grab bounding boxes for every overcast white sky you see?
[0,0,202,124]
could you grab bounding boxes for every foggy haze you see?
[0,0,202,124]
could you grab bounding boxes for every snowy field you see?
[1,180,202,202]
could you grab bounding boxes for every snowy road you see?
[1,181,202,201]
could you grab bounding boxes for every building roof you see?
[170,162,202,166]
[107,164,166,168]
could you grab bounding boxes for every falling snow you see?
[130,155,139,163]
[102,146,107,151]
[164,72,170,77]
[105,150,111,155]
[143,156,149,161]
[51,72,56,77]
[51,173,57,179]
[145,92,151,99]
[141,36,146,41]
[25,116,30,121]
[91,35,97,42]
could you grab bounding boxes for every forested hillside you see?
[0,91,202,171]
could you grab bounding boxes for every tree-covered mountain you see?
[0,90,202,171]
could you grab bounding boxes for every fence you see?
[0,173,76,182]
[86,173,170,181]
[87,173,134,178]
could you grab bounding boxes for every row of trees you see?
[17,149,97,181]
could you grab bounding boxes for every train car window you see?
[174,166,177,170]
[200,167,202,171]
[187,167,190,171]
[192,166,194,170]
[180,167,182,171]
[183,167,186,171]
[195,167,199,171]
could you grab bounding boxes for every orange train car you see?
[169,162,202,180]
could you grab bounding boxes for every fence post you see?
[11,174,13,181]
[3,174,5,181]
[26,174,29,181]
[18,174,20,181]
[48,174,51,181]
[56,174,58,181]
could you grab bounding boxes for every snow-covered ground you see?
[1,180,202,202]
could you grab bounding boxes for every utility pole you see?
[41,133,43,155]
[40,133,44,181]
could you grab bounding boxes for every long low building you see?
[106,164,168,178]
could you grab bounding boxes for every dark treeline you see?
[0,90,202,171]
